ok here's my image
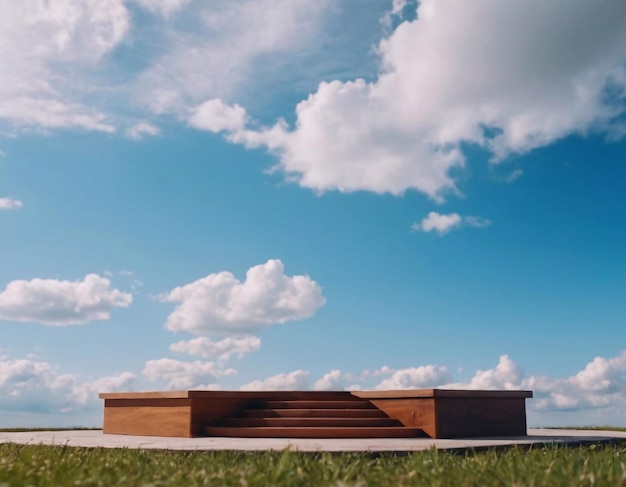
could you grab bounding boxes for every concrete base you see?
[1,429,625,452]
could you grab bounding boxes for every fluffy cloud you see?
[169,336,261,362]
[0,356,135,414]
[189,99,249,133]
[412,212,491,235]
[375,365,453,390]
[240,370,311,391]
[526,351,626,412]
[314,369,345,391]
[224,0,626,199]
[414,212,462,234]
[159,259,325,335]
[461,355,525,390]
[0,198,23,210]
[0,274,132,326]
[0,0,129,132]
[143,358,236,389]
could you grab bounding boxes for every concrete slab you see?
[1,429,625,452]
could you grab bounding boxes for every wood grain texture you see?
[103,404,192,437]
[100,389,532,439]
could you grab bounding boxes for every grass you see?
[1,442,625,486]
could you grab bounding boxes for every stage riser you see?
[100,389,532,439]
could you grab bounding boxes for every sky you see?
[0,0,625,428]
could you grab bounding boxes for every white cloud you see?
[169,336,261,362]
[225,0,626,199]
[159,259,326,335]
[66,372,137,407]
[0,0,129,132]
[240,370,311,391]
[0,198,23,210]
[314,369,345,391]
[438,352,626,419]
[526,351,626,412]
[125,122,161,140]
[0,356,135,414]
[0,274,132,326]
[412,212,491,235]
[189,99,249,133]
[413,212,462,234]
[142,358,236,390]
[375,365,453,390]
[462,355,525,390]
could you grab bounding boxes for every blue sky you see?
[1,0,625,428]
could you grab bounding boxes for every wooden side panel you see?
[368,398,438,438]
[189,398,248,437]
[436,397,527,438]
[103,399,192,437]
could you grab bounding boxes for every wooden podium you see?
[100,389,532,439]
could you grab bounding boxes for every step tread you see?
[258,400,376,409]
[204,426,426,438]
[221,417,401,427]
[241,409,388,418]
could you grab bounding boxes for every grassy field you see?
[1,442,625,486]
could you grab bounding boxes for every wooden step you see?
[259,400,376,409]
[220,417,401,428]
[241,408,387,418]
[205,426,426,439]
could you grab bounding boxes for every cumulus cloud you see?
[0,356,135,414]
[0,0,129,132]
[413,212,462,234]
[375,365,453,390]
[143,358,237,390]
[169,336,261,362]
[240,369,311,391]
[158,259,325,335]
[0,274,132,326]
[438,352,626,419]
[189,99,249,133]
[412,212,491,235]
[526,351,626,412]
[223,0,626,199]
[314,369,345,391]
[0,198,23,210]
[462,355,525,390]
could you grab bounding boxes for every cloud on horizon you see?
[2,350,626,427]
[0,356,135,415]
